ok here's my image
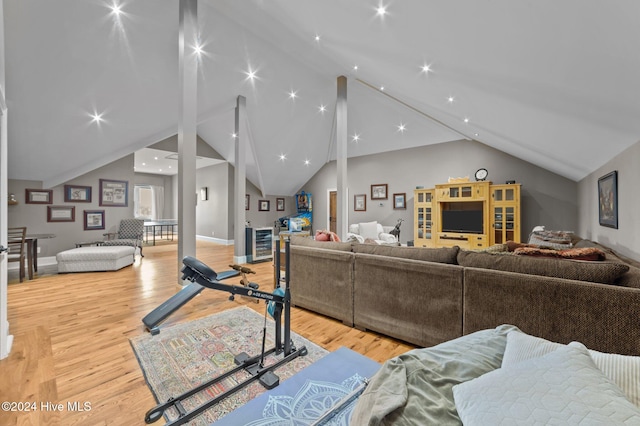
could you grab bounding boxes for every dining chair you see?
[7,227,27,282]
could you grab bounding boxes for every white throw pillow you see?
[358,221,380,240]
[502,330,640,407]
[453,343,640,425]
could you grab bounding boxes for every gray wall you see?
[300,139,578,245]
[8,155,136,257]
[578,139,640,260]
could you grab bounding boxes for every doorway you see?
[329,191,337,234]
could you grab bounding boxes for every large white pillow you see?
[503,330,640,407]
[358,221,380,240]
[453,343,640,425]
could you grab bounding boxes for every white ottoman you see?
[56,246,135,273]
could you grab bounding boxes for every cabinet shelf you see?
[414,182,521,249]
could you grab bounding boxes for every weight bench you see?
[142,265,240,335]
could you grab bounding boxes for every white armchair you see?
[347,221,398,245]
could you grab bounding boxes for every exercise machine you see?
[144,240,307,426]
[142,268,240,335]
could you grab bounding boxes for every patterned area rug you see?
[130,306,329,425]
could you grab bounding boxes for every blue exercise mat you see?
[212,347,380,425]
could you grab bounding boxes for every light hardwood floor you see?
[0,240,415,425]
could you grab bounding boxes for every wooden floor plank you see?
[0,241,415,425]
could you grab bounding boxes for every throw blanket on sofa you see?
[350,325,518,425]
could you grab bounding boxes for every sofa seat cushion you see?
[353,244,459,264]
[457,250,629,284]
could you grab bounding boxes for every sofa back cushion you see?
[353,244,459,264]
[289,235,353,251]
[457,250,629,284]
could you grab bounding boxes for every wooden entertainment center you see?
[413,181,521,249]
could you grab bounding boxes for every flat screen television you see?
[441,210,483,234]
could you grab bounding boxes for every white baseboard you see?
[196,235,234,245]
[7,256,58,270]
[233,255,247,264]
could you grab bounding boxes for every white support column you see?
[177,0,198,283]
[233,96,247,264]
[336,76,348,239]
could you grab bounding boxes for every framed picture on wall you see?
[276,198,285,211]
[64,185,92,202]
[245,194,250,210]
[47,205,75,222]
[84,210,105,230]
[259,200,270,211]
[354,194,366,211]
[371,184,388,200]
[25,188,52,204]
[598,170,618,229]
[99,179,128,207]
[393,193,406,210]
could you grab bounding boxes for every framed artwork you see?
[200,187,208,201]
[47,205,75,222]
[354,194,366,211]
[393,193,406,210]
[64,185,92,202]
[25,188,52,204]
[259,200,270,211]
[598,171,618,229]
[99,179,128,207]
[84,210,105,230]
[245,194,250,210]
[276,198,285,211]
[371,183,388,200]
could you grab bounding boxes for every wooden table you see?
[25,233,56,279]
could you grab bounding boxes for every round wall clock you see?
[475,168,488,181]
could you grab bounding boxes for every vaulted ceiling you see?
[5,1,640,196]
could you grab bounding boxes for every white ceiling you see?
[134,148,224,176]
[4,1,640,195]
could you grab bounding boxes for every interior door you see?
[329,191,337,234]
[0,91,11,359]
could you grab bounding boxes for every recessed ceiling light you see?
[304,159,310,166]
[376,5,387,17]
[397,122,407,133]
[353,65,358,71]
[288,90,298,100]
[194,44,204,56]
[380,86,385,91]
[154,156,158,160]
[474,133,479,137]
[352,133,361,142]
[447,96,455,103]
[314,34,321,42]
[232,133,237,138]
[110,3,122,16]
[90,113,104,124]
[464,117,470,123]
[421,64,431,74]
[244,67,257,82]
[318,104,327,114]
[142,162,146,166]
[159,169,162,172]
[279,154,287,161]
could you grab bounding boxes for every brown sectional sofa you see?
[288,236,640,356]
